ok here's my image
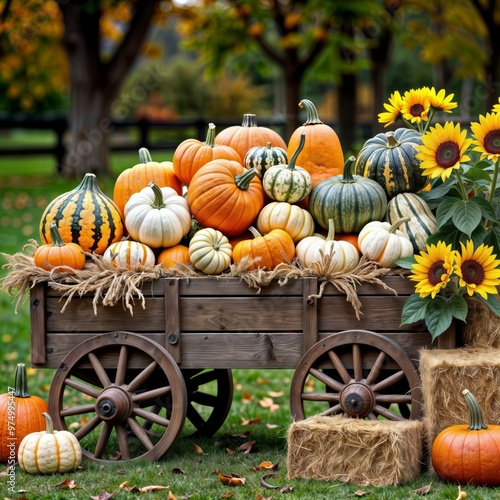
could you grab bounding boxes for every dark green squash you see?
[244,141,288,178]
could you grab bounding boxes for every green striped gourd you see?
[244,141,288,178]
[386,192,437,252]
[39,173,124,255]
[355,128,428,198]
[308,156,388,233]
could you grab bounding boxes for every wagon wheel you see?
[48,331,187,462]
[290,330,422,421]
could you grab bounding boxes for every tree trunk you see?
[282,66,303,141]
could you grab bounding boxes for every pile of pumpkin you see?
[35,99,437,274]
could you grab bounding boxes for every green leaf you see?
[436,197,461,227]
[425,298,453,342]
[462,165,494,183]
[468,196,498,223]
[478,294,500,317]
[451,199,482,236]
[483,227,500,256]
[394,255,416,270]
[400,294,429,326]
[446,294,468,322]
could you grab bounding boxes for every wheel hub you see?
[96,386,132,423]
[339,382,374,418]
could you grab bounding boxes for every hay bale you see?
[462,297,500,348]
[286,416,424,486]
[420,348,500,454]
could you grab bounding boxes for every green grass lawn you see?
[1,152,500,499]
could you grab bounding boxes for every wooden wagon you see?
[29,275,458,462]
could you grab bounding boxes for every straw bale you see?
[286,416,424,486]
[462,297,500,348]
[420,348,500,456]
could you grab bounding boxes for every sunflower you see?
[470,112,500,162]
[401,88,431,125]
[409,241,456,298]
[416,122,472,181]
[427,87,458,113]
[454,240,500,299]
[378,90,403,127]
[493,97,500,114]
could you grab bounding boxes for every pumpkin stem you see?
[241,114,258,127]
[205,123,216,147]
[139,147,153,163]
[265,142,272,149]
[341,156,357,183]
[463,389,488,431]
[148,182,166,209]
[42,412,55,434]
[326,219,336,241]
[388,217,410,233]
[287,134,306,170]
[299,99,323,125]
[49,221,66,247]
[248,226,262,239]
[12,363,31,398]
[234,167,258,190]
[386,131,399,148]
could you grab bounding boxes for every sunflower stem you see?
[422,108,436,134]
[454,170,469,202]
[488,158,499,205]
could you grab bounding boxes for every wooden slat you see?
[30,284,47,365]
[164,279,181,363]
[302,277,318,354]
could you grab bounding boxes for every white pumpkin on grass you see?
[124,182,191,248]
[358,218,414,268]
[103,240,156,269]
[296,218,359,271]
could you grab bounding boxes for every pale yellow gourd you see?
[17,412,82,474]
[189,228,233,275]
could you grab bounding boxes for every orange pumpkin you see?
[335,233,361,256]
[173,122,242,185]
[157,244,190,268]
[0,363,48,462]
[287,99,344,192]
[187,159,264,237]
[232,226,295,270]
[34,222,86,271]
[432,389,500,486]
[215,114,287,162]
[113,148,182,217]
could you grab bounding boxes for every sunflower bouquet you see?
[378,87,500,340]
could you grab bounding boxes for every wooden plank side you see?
[30,284,47,365]
[164,279,181,362]
[302,277,318,354]
[320,275,414,296]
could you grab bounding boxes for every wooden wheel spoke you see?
[133,407,170,428]
[372,404,405,421]
[190,391,218,407]
[60,404,96,417]
[127,418,155,450]
[132,386,171,404]
[371,370,405,393]
[126,361,158,393]
[115,345,128,386]
[64,377,101,398]
[327,350,351,384]
[365,351,386,385]
[352,344,363,381]
[74,415,102,440]
[187,404,207,430]
[375,394,412,404]
[115,424,130,460]
[94,421,112,458]
[309,367,345,392]
[189,370,219,387]
[88,352,112,388]
[318,404,342,417]
[301,392,339,403]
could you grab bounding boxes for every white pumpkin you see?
[124,182,191,248]
[189,228,232,275]
[358,218,414,268]
[296,219,359,272]
[103,240,156,270]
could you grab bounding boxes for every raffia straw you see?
[1,240,396,318]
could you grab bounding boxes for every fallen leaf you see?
[224,430,251,439]
[0,465,15,477]
[354,490,368,496]
[238,440,256,454]
[265,423,279,429]
[250,461,279,471]
[242,390,253,403]
[90,490,116,500]
[220,492,234,498]
[171,467,185,474]
[456,485,467,500]
[259,397,280,412]
[55,478,79,489]
[218,473,246,486]
[241,416,261,426]
[413,482,432,495]
[267,391,284,398]
[257,377,269,384]
[256,494,273,500]
[119,481,170,493]
[260,473,280,489]
[226,448,236,455]
[167,491,177,500]
[192,444,204,454]
[280,485,293,493]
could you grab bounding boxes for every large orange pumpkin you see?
[173,122,242,185]
[0,363,48,463]
[287,99,344,191]
[113,148,182,217]
[187,159,264,237]
[232,226,295,271]
[214,114,287,162]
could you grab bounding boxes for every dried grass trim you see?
[1,242,396,317]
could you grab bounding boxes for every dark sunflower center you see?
[428,260,446,286]
[410,103,425,117]
[461,259,485,285]
[435,141,460,168]
[484,129,500,154]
